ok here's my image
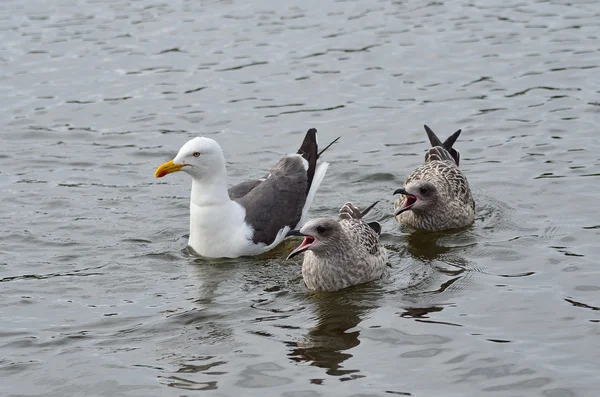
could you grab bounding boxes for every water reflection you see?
[2,0,599,394]
[401,230,474,292]
[288,289,379,377]
[399,304,463,328]
[404,227,477,263]
[404,230,455,260]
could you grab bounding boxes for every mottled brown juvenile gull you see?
[286,202,388,292]
[154,128,338,258]
[393,125,475,231]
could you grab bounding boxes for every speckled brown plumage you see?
[287,202,388,292]
[394,125,475,231]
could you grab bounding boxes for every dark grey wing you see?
[236,155,308,245]
[228,179,264,200]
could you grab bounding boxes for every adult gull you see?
[286,202,388,292]
[393,125,475,231]
[154,128,338,258]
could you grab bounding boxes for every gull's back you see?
[336,202,388,282]
[338,203,386,260]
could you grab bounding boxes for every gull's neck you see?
[190,169,231,207]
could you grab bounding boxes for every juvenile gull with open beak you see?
[286,202,388,292]
[393,125,475,231]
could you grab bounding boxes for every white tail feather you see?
[298,161,329,226]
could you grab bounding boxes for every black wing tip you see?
[367,221,382,235]
[298,128,328,158]
[423,124,463,149]
[443,129,462,150]
[317,135,340,158]
[298,127,317,148]
[297,129,318,158]
[423,124,463,166]
[304,128,317,144]
[424,124,443,148]
[297,128,319,193]
[360,201,379,218]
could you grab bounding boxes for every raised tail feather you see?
[338,201,380,220]
[339,202,362,220]
[338,201,381,234]
[424,125,462,166]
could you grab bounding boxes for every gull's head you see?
[393,180,439,216]
[155,137,226,180]
[285,218,343,259]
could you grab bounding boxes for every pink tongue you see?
[404,196,416,208]
[299,236,313,249]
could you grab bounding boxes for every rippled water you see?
[2,0,599,395]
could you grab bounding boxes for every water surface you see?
[1,0,599,396]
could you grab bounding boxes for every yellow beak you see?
[155,160,186,178]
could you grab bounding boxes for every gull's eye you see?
[192,152,201,158]
[316,226,326,234]
[420,186,429,195]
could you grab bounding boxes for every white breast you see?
[188,200,265,258]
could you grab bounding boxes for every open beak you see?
[155,160,187,178]
[286,230,317,259]
[393,188,418,216]
[286,230,305,238]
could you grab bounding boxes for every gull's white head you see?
[155,137,226,180]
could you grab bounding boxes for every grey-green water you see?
[1,0,599,396]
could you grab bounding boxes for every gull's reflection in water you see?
[405,228,474,263]
[284,228,476,377]
[383,229,476,329]
[402,228,477,282]
[287,288,380,377]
